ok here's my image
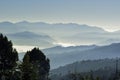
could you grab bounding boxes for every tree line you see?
[0,33,50,80]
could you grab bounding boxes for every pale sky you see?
[0,0,120,31]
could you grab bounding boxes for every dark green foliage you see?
[21,54,38,80]
[24,48,46,62]
[23,48,50,80]
[0,33,51,80]
[0,33,18,79]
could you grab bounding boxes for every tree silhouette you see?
[0,34,18,80]
[21,54,38,80]
[23,48,50,80]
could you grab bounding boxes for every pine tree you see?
[0,34,18,80]
[23,48,50,80]
[21,54,38,80]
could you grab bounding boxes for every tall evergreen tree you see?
[21,54,38,80]
[23,48,50,80]
[0,34,18,80]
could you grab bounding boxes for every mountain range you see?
[1,21,120,69]
[51,58,119,76]
[50,58,119,80]
[18,41,120,69]
[0,21,120,48]
[7,31,54,48]
[43,43,120,69]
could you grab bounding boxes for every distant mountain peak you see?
[16,21,48,25]
[8,31,46,38]
[17,21,30,24]
[19,31,34,34]
[0,21,14,25]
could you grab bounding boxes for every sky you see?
[0,0,120,31]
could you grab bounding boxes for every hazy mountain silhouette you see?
[42,45,97,54]
[7,31,55,48]
[0,21,23,33]
[51,58,119,76]
[47,43,120,69]
[0,21,120,47]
